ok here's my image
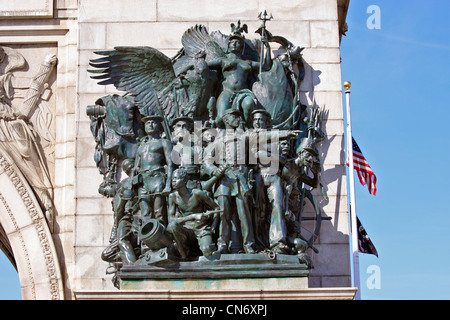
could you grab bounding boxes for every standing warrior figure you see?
[171,116,202,189]
[250,109,299,253]
[202,108,256,254]
[133,115,173,225]
[102,158,140,266]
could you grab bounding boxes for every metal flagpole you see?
[344,81,361,300]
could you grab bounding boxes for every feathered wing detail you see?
[181,25,226,63]
[210,30,229,52]
[157,86,190,121]
[88,46,176,117]
[173,55,193,77]
[181,25,211,56]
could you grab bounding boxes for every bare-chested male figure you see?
[167,168,222,259]
[133,115,173,224]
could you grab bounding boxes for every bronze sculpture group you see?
[87,16,327,283]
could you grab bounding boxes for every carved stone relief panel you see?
[0,44,57,230]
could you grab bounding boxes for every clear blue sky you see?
[1,1,449,300]
[340,0,450,299]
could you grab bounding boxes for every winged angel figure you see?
[88,23,307,194]
[89,22,274,127]
[88,30,219,125]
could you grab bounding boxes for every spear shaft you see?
[259,23,265,75]
[258,11,273,76]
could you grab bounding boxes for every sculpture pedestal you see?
[119,253,309,297]
[74,254,357,299]
[121,253,309,279]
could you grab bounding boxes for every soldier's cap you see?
[251,108,272,119]
[297,138,319,156]
[171,116,194,126]
[222,108,243,117]
[141,115,164,123]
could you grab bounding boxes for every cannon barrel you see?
[138,219,172,250]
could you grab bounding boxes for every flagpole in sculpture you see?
[344,81,361,300]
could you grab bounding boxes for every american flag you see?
[351,137,377,195]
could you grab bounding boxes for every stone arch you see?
[0,150,64,300]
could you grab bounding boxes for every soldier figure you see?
[203,108,256,254]
[101,158,140,268]
[88,20,326,275]
[250,109,299,253]
[171,116,202,189]
[167,168,222,259]
[133,115,173,225]
[114,159,140,265]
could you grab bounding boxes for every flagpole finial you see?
[344,81,351,90]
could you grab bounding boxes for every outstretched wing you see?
[89,46,176,115]
[181,25,226,63]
